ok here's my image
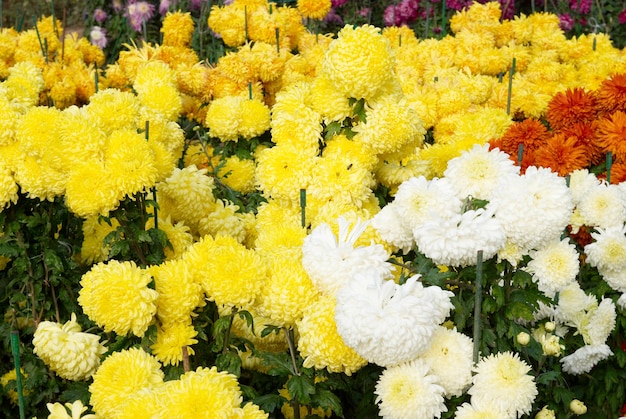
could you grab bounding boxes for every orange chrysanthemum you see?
[546,87,597,131]
[559,121,603,165]
[607,160,626,184]
[596,110,626,158]
[533,133,590,176]
[496,118,551,157]
[596,73,626,115]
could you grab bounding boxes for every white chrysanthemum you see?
[374,359,447,419]
[301,216,392,296]
[420,326,473,398]
[454,399,512,419]
[617,293,626,310]
[560,344,613,375]
[555,284,598,322]
[392,176,462,232]
[491,166,574,254]
[599,269,626,294]
[577,298,617,346]
[585,226,626,279]
[526,239,580,298]
[443,144,519,201]
[469,351,537,418]
[33,314,107,381]
[371,202,415,254]
[413,205,506,267]
[577,182,626,229]
[568,169,600,206]
[335,273,454,367]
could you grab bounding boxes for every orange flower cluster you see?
[492,74,626,181]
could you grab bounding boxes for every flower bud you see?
[517,331,531,346]
[541,335,563,357]
[570,399,587,415]
[544,321,556,332]
[535,405,556,419]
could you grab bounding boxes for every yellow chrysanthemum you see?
[46,400,97,419]
[161,11,195,47]
[1,369,29,405]
[297,0,331,20]
[86,88,140,134]
[280,386,332,418]
[255,145,318,204]
[353,95,425,155]
[322,25,394,100]
[239,98,271,138]
[217,155,257,194]
[307,155,375,208]
[296,295,367,375]
[158,366,243,417]
[89,347,164,419]
[149,259,205,325]
[4,61,44,110]
[80,215,120,264]
[270,82,323,150]
[139,83,182,122]
[197,199,247,243]
[145,215,193,260]
[78,260,158,337]
[256,254,320,326]
[151,321,199,366]
[308,75,353,123]
[32,313,107,381]
[254,200,308,257]
[0,162,17,210]
[204,95,244,141]
[186,234,267,309]
[65,162,121,217]
[102,63,129,90]
[56,108,107,168]
[13,154,66,201]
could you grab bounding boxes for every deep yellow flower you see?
[85,88,140,135]
[161,11,195,47]
[80,215,120,264]
[217,155,257,193]
[297,0,331,20]
[151,321,199,366]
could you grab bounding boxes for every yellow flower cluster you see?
[204,95,270,141]
[0,368,29,405]
[32,314,107,381]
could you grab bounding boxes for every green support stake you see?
[473,250,484,364]
[300,189,306,228]
[11,331,26,419]
[517,143,524,166]
[506,57,516,115]
[607,151,613,184]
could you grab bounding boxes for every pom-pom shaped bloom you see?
[374,359,447,419]
[239,98,271,138]
[469,351,537,418]
[32,314,106,381]
[302,216,392,296]
[560,344,613,375]
[85,88,140,135]
[89,347,164,419]
[335,273,454,367]
[577,182,626,229]
[161,11,195,47]
[420,326,474,398]
[371,202,415,254]
[444,144,520,201]
[151,321,199,366]
[297,295,367,375]
[322,25,394,100]
[297,0,331,19]
[454,400,508,419]
[217,155,257,194]
[0,162,17,209]
[353,95,425,155]
[78,260,158,337]
[526,239,580,298]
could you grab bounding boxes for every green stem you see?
[284,327,301,419]
[506,57,516,115]
[222,308,236,354]
[473,250,483,364]
[11,331,25,419]
[607,151,612,184]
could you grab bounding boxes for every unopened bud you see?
[570,399,587,415]
[517,332,531,346]
[536,406,555,419]
[544,321,556,332]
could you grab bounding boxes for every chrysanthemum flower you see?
[0,162,17,210]
[302,216,392,296]
[577,182,626,228]
[596,73,626,115]
[297,0,331,19]
[161,11,195,47]
[309,76,353,123]
[32,314,106,381]
[596,110,626,157]
[4,61,44,110]
[207,4,247,47]
[559,121,603,165]
[239,98,271,138]
[374,359,447,419]
[197,199,248,243]
[307,155,375,208]
[546,87,597,131]
[297,295,367,374]
[151,321,198,366]
[78,260,158,337]
[371,202,415,254]
[496,118,551,160]
[322,25,394,100]
[560,344,613,375]
[469,351,537,418]
[204,95,243,141]
[335,273,454,367]
[454,399,508,419]
[149,259,205,325]
[85,88,140,135]
[533,133,590,176]
[46,400,97,419]
[89,347,164,419]
[255,254,319,326]
[444,144,519,201]
[526,239,580,298]
[65,161,122,217]
[585,226,626,278]
[420,326,474,398]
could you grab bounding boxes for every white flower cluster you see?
[33,313,107,381]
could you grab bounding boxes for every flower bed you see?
[2,1,626,418]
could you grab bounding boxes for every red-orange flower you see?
[596,110,626,158]
[533,133,589,176]
[495,119,551,157]
[606,160,626,184]
[596,73,626,115]
[559,121,603,165]
[546,87,597,131]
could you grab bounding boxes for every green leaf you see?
[287,374,315,405]
[311,388,344,418]
[253,393,287,414]
[216,350,242,377]
[536,370,560,385]
[261,324,282,338]
[43,249,64,272]
[257,351,293,376]
[238,310,255,332]
[324,121,342,141]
